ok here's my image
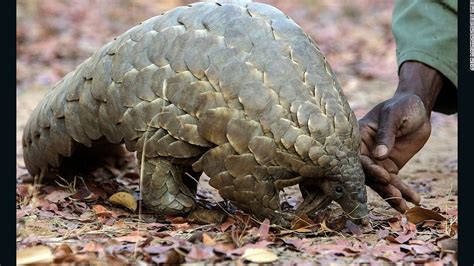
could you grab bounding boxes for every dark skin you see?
[359,61,446,213]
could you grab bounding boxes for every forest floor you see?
[16,0,457,264]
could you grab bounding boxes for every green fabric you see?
[392,0,457,114]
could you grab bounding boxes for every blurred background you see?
[16,0,397,114]
[16,0,456,194]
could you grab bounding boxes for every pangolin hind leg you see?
[140,156,196,215]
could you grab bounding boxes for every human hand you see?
[359,61,444,212]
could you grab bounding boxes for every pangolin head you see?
[331,155,368,225]
[298,152,369,225]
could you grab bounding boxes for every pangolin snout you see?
[348,202,369,226]
[336,159,369,226]
[335,180,369,226]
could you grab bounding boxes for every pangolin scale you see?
[22,1,368,226]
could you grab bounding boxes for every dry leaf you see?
[220,217,235,232]
[113,220,127,229]
[388,217,402,231]
[186,245,216,262]
[17,245,54,265]
[44,190,73,203]
[82,242,102,253]
[258,219,270,239]
[71,187,97,201]
[400,244,433,255]
[345,220,363,236]
[114,234,146,243]
[143,245,173,254]
[405,206,445,224]
[53,243,74,263]
[449,222,458,237]
[203,233,216,246]
[437,238,457,253]
[187,208,227,224]
[241,248,278,263]
[377,229,389,238]
[108,192,137,212]
[290,213,315,231]
[16,184,34,198]
[92,205,111,215]
[153,249,184,264]
[283,238,311,250]
[231,241,272,255]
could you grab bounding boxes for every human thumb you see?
[373,108,400,160]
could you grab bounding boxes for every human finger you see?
[367,181,408,213]
[389,174,421,205]
[361,155,391,185]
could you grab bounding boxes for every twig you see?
[133,124,150,259]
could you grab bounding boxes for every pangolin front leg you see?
[209,172,294,227]
[140,156,196,215]
[297,181,332,218]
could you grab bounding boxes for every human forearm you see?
[394,61,444,115]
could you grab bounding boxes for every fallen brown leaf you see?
[449,222,458,237]
[213,242,236,254]
[388,217,402,231]
[145,222,166,229]
[17,209,27,219]
[84,181,108,199]
[282,238,311,250]
[203,233,216,246]
[400,244,433,255]
[187,208,227,224]
[53,243,74,263]
[31,197,53,209]
[186,245,216,262]
[345,220,362,236]
[437,238,457,253]
[304,244,352,257]
[167,215,187,224]
[369,212,389,221]
[405,206,446,224]
[421,220,441,228]
[371,244,405,262]
[80,242,103,253]
[220,217,235,232]
[17,184,34,198]
[425,262,444,266]
[152,249,184,264]
[17,245,54,265]
[290,213,316,231]
[241,248,278,263]
[257,219,270,239]
[71,187,98,202]
[230,240,273,255]
[92,204,109,214]
[386,230,416,244]
[377,229,389,238]
[91,204,120,218]
[108,192,137,212]
[143,245,174,254]
[113,232,146,243]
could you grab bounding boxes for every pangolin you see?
[22,1,368,226]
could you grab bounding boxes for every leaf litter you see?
[16,164,457,264]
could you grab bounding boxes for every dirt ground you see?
[16,0,457,264]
